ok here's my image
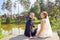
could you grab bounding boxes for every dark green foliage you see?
[30,2,40,19]
[49,6,60,31]
[6,17,10,24]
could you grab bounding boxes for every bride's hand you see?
[35,35,40,38]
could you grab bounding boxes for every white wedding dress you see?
[36,16,53,38]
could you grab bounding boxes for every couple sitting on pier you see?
[24,11,52,38]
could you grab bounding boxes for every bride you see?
[36,11,53,38]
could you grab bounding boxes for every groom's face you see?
[29,13,35,19]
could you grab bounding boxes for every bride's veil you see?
[43,11,51,28]
[46,15,51,27]
[46,13,53,36]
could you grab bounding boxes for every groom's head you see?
[29,12,35,19]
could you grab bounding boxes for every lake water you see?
[2,24,25,35]
[1,24,60,37]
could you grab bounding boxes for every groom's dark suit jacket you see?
[24,18,34,37]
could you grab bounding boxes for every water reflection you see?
[2,29,9,35]
[2,24,25,35]
[2,28,24,35]
[12,28,24,35]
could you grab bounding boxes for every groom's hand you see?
[33,26,35,28]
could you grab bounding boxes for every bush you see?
[6,17,10,24]
[49,6,60,31]
[34,17,40,23]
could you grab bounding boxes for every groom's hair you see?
[41,11,48,18]
[28,12,35,16]
[29,12,35,14]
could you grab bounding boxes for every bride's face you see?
[40,13,45,19]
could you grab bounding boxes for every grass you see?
[0,16,7,39]
[0,34,7,39]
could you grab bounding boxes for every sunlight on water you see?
[2,24,25,35]
[12,28,20,35]
[19,28,24,35]
[2,28,24,35]
[2,29,9,35]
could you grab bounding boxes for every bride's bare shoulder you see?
[41,19,46,23]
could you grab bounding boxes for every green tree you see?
[18,0,30,10]
[6,0,12,20]
[6,17,10,24]
[49,6,60,30]
[30,1,40,19]
[1,0,6,14]
[13,1,16,14]
[49,6,60,19]
[6,0,12,13]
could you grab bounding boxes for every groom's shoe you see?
[30,36,33,39]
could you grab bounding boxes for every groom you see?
[24,12,36,37]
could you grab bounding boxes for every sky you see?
[0,0,36,15]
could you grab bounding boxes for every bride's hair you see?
[41,11,48,18]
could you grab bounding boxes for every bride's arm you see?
[36,20,44,37]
